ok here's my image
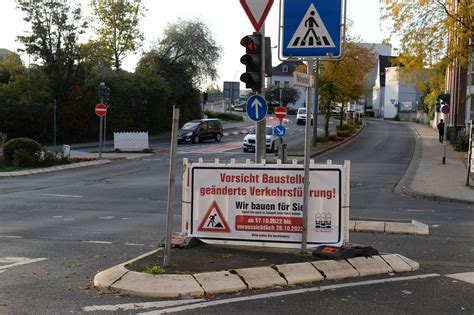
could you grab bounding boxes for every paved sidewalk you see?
[396,123,474,204]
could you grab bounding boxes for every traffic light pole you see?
[256,25,266,163]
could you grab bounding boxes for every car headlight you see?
[186,132,193,136]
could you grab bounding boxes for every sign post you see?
[467,120,473,186]
[280,0,346,252]
[95,103,107,158]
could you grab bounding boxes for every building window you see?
[282,65,289,73]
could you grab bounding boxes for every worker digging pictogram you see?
[288,3,335,48]
[198,200,231,233]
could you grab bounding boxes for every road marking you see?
[139,274,441,314]
[0,257,48,272]
[82,241,113,244]
[40,194,83,198]
[406,209,436,212]
[83,299,205,312]
[124,243,144,246]
[99,216,116,220]
[446,272,474,284]
[0,235,23,239]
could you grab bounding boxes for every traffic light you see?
[99,83,111,106]
[240,33,263,92]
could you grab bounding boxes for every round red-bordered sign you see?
[274,106,287,120]
[95,103,107,117]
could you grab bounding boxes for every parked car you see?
[242,125,277,153]
[296,108,313,125]
[178,119,223,144]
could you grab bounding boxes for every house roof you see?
[272,60,305,76]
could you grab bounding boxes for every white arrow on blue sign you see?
[281,0,343,58]
[246,95,268,122]
[274,125,287,138]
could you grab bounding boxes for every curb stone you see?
[94,250,421,298]
[0,159,111,177]
[350,219,429,235]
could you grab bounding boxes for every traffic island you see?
[94,244,420,298]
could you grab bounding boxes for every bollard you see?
[282,144,288,164]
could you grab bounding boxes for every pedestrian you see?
[437,119,445,143]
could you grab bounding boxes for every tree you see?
[17,0,86,98]
[319,42,376,136]
[264,85,299,107]
[153,19,222,85]
[90,0,145,71]
[381,0,473,71]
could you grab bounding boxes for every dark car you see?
[178,119,223,144]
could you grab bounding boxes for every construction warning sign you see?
[198,201,231,233]
[281,0,344,59]
[189,164,345,248]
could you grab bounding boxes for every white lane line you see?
[40,194,83,198]
[139,273,441,315]
[83,299,205,312]
[99,216,116,220]
[82,241,113,244]
[0,235,23,239]
[446,272,474,284]
[124,243,144,246]
[0,257,48,271]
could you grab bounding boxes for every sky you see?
[0,0,393,88]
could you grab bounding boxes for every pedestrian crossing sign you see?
[281,0,344,59]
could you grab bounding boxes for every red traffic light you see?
[240,35,260,52]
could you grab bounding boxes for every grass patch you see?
[144,265,166,275]
[204,110,244,122]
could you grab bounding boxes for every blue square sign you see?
[281,0,344,59]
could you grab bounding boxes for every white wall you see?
[384,67,400,119]
[268,75,306,109]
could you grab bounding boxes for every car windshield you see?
[299,109,306,114]
[248,127,273,135]
[181,122,200,130]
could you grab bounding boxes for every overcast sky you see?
[0,0,392,88]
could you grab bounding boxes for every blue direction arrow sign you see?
[246,95,268,122]
[281,0,343,58]
[274,125,287,138]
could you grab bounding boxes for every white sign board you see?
[188,164,344,248]
[293,72,313,87]
[400,102,413,112]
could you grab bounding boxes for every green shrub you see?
[287,108,298,115]
[393,115,401,121]
[336,124,357,133]
[3,137,42,166]
[12,149,38,167]
[40,150,71,167]
[0,155,4,167]
[317,136,329,143]
[0,132,7,152]
[337,130,351,137]
[204,110,244,122]
[455,132,469,152]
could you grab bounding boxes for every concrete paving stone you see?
[397,255,420,271]
[235,266,287,289]
[311,260,359,280]
[380,254,413,273]
[93,265,129,289]
[276,262,324,285]
[354,220,385,233]
[347,256,393,277]
[412,220,430,235]
[193,270,247,294]
[385,222,416,234]
[111,272,204,298]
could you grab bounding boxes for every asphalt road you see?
[0,119,473,314]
